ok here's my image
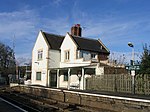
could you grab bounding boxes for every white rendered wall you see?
[31,31,48,86]
[59,74,79,88]
[48,50,60,68]
[96,65,104,75]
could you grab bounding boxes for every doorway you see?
[49,70,57,87]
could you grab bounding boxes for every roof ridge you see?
[71,35,99,41]
[43,31,65,37]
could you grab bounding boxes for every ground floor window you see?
[64,72,68,81]
[36,72,41,80]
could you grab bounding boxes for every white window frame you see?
[64,50,70,61]
[91,53,96,59]
[37,50,43,60]
[76,50,83,59]
[36,72,41,81]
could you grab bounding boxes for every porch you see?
[48,66,96,90]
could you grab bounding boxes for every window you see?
[76,50,83,59]
[37,50,43,60]
[91,53,96,59]
[64,72,68,81]
[64,50,70,61]
[36,72,41,80]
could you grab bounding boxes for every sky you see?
[0,0,150,64]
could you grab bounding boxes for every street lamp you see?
[77,71,82,89]
[128,42,135,94]
[128,42,134,65]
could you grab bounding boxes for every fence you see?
[86,74,150,95]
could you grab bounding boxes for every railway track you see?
[0,88,104,112]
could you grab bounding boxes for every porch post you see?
[68,68,71,89]
[81,68,85,90]
[47,69,50,87]
[57,69,60,88]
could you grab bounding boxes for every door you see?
[49,71,57,87]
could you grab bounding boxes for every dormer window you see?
[37,50,43,60]
[64,50,70,61]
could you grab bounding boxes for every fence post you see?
[114,74,117,92]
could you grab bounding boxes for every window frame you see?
[37,49,43,60]
[64,50,70,61]
[76,50,83,59]
[91,53,96,59]
[36,72,41,81]
[64,72,68,81]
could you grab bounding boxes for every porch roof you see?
[48,64,97,70]
[50,64,96,74]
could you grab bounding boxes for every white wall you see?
[48,50,60,68]
[31,31,49,86]
[96,65,104,75]
[59,74,79,88]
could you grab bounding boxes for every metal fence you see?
[86,74,150,95]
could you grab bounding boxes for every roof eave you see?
[41,31,51,49]
[98,39,110,53]
[67,32,80,49]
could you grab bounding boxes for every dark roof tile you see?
[42,32,64,50]
[71,35,109,54]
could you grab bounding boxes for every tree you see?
[0,42,16,84]
[139,44,150,74]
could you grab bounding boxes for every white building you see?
[31,24,110,90]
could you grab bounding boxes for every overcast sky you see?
[0,0,150,64]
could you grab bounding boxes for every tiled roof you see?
[42,31,64,50]
[42,31,109,54]
[71,35,109,54]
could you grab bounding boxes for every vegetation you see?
[139,44,150,74]
[0,42,16,84]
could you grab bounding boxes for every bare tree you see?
[0,42,16,84]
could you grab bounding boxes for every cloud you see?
[16,56,31,66]
[41,17,71,35]
[0,9,40,59]
[0,9,38,40]
[52,0,62,6]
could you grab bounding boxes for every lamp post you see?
[128,42,135,94]
[128,42,134,65]
[77,71,82,89]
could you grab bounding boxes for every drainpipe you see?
[46,49,49,87]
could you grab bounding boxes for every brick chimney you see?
[71,24,82,37]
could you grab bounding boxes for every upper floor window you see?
[38,50,43,60]
[65,50,70,61]
[36,72,41,80]
[76,50,83,59]
[91,53,96,59]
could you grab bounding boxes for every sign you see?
[125,65,140,70]
[131,70,135,76]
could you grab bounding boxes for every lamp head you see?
[128,42,134,47]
